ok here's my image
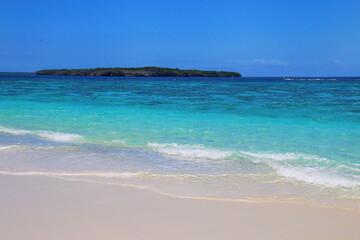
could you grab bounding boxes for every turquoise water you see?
[1,73,360,208]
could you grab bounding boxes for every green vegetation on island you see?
[35,67,241,77]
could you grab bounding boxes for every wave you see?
[36,131,83,142]
[0,125,83,142]
[148,142,360,188]
[283,78,338,81]
[0,145,17,150]
[148,142,233,160]
[1,133,359,189]
[273,164,360,188]
[241,152,360,188]
[238,151,329,162]
[238,151,360,188]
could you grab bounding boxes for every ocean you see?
[0,73,359,209]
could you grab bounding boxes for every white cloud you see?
[328,60,346,67]
[239,59,289,67]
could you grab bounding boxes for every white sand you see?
[0,175,359,240]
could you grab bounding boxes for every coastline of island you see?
[35,67,241,77]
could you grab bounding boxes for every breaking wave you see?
[0,126,83,142]
[148,142,233,160]
[239,151,360,188]
[0,145,17,150]
[148,142,360,188]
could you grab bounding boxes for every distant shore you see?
[35,67,241,77]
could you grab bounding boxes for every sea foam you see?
[0,145,17,150]
[148,142,360,188]
[36,131,83,142]
[239,151,360,188]
[273,164,360,188]
[0,126,83,142]
[148,142,233,160]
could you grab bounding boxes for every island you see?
[35,67,241,77]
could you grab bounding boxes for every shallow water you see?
[1,73,359,209]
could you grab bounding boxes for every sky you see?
[0,0,360,76]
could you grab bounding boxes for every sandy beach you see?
[3,0,360,239]
[0,175,359,240]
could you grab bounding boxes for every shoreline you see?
[1,174,360,240]
[2,171,359,212]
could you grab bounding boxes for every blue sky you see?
[1,0,359,76]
